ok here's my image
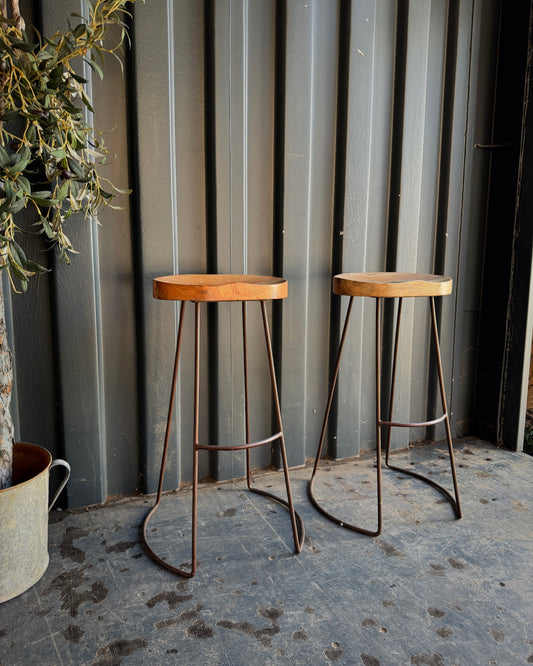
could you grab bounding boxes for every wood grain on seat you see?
[333,272,452,298]
[153,274,288,302]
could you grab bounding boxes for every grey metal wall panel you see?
[336,0,382,459]
[134,0,182,494]
[450,0,501,436]
[93,31,139,498]
[4,0,503,506]
[280,0,318,468]
[208,1,280,479]
[40,1,106,507]
[281,1,339,467]
[213,0,254,479]
[301,2,339,461]
[173,1,209,488]
[440,0,476,435]
[245,2,278,473]
[394,0,435,449]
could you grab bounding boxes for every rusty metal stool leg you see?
[308,297,353,526]
[140,301,198,578]
[430,298,461,517]
[383,297,403,463]
[193,301,304,557]
[309,297,383,535]
[242,301,304,552]
[373,297,384,536]
[384,297,461,518]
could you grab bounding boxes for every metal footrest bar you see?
[140,301,196,577]
[378,413,447,428]
[197,431,282,451]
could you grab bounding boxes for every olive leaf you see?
[0,0,140,292]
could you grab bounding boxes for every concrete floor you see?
[0,439,532,665]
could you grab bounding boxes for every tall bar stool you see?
[141,274,305,577]
[309,272,462,536]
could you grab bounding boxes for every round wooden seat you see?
[333,272,452,298]
[153,274,287,302]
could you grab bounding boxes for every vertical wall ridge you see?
[125,3,146,494]
[434,0,461,277]
[272,0,287,411]
[381,0,409,441]
[427,0,461,430]
[385,0,409,273]
[204,0,218,274]
[328,0,351,458]
[203,0,219,476]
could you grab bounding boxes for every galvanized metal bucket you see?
[0,442,70,603]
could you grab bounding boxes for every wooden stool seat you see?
[142,274,304,578]
[153,274,288,302]
[334,272,452,298]
[309,271,461,536]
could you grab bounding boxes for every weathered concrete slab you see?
[0,439,531,665]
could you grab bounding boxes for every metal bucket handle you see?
[48,459,71,511]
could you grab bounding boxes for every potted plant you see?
[0,0,137,602]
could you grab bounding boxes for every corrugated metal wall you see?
[6,0,501,507]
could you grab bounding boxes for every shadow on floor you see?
[0,439,532,665]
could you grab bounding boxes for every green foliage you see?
[0,0,137,291]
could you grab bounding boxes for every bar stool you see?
[141,274,305,577]
[309,272,462,536]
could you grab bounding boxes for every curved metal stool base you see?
[385,460,462,519]
[141,480,305,578]
[141,503,196,578]
[308,475,381,536]
[245,485,305,552]
[308,453,461,538]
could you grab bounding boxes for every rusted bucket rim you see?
[0,442,52,494]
